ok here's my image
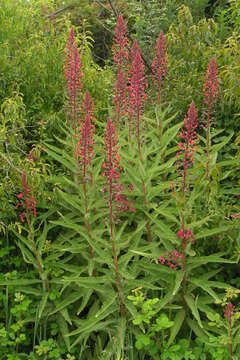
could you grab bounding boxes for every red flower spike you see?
[64,27,83,135]
[203,57,219,106]
[129,40,146,152]
[113,14,129,124]
[129,40,146,113]
[152,32,168,104]
[19,213,25,224]
[203,58,219,179]
[75,91,95,182]
[113,14,128,69]
[176,101,198,195]
[16,171,37,222]
[224,302,235,321]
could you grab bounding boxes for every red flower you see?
[152,32,168,104]
[16,171,37,223]
[103,119,121,184]
[203,57,219,106]
[176,101,198,195]
[113,14,129,124]
[113,14,128,69]
[64,27,83,135]
[129,40,146,114]
[203,58,219,179]
[177,227,195,246]
[128,40,146,154]
[75,91,95,182]
[224,302,235,321]
[158,249,184,270]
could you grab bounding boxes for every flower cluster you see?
[16,172,37,223]
[224,302,236,321]
[152,31,168,104]
[115,183,135,213]
[113,14,129,124]
[129,40,147,114]
[113,14,128,69]
[177,226,195,250]
[75,91,95,181]
[64,27,83,134]
[176,101,198,170]
[203,57,219,107]
[158,249,184,270]
[102,119,134,214]
[102,119,121,184]
[128,40,147,152]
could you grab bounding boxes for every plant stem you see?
[83,180,95,276]
[137,108,142,162]
[109,176,125,318]
[137,107,152,243]
[25,212,49,293]
[229,316,233,360]
[206,99,211,180]
[107,131,125,318]
[142,180,152,243]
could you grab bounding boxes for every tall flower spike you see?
[64,27,83,136]
[16,171,37,223]
[113,14,128,70]
[203,57,219,179]
[129,40,146,156]
[176,100,198,194]
[75,91,95,274]
[16,171,50,292]
[152,31,168,105]
[203,57,219,106]
[113,14,129,125]
[75,91,95,182]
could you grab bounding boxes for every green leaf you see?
[186,318,208,340]
[189,278,220,301]
[185,294,203,328]
[49,292,83,316]
[168,309,185,346]
[153,313,174,331]
[172,271,184,296]
[38,292,48,319]
[57,313,71,351]
[195,225,236,240]
[187,253,234,271]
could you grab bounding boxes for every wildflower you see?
[203,57,219,107]
[158,256,165,265]
[158,249,184,270]
[129,40,146,153]
[75,91,95,182]
[203,57,219,179]
[28,151,34,162]
[113,14,128,69]
[176,101,198,195]
[224,302,236,321]
[177,226,195,248]
[152,32,168,104]
[16,171,37,224]
[113,14,129,125]
[64,27,83,135]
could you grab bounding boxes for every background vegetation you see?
[0,0,240,359]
